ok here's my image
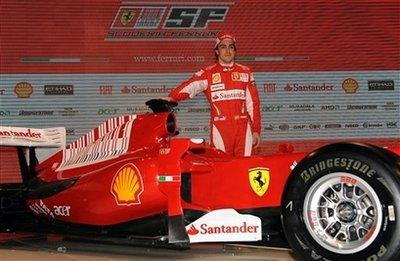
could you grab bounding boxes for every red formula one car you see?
[0,99,399,260]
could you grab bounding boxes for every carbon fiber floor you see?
[0,233,298,260]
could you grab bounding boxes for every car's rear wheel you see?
[281,143,400,261]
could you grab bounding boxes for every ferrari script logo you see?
[248,168,270,197]
[111,164,144,205]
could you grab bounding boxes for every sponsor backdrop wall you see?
[1,0,399,153]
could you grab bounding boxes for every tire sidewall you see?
[282,145,400,261]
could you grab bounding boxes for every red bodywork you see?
[25,112,399,226]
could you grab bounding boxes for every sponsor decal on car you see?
[185,209,261,243]
[14,81,33,98]
[342,78,359,94]
[111,164,144,206]
[248,168,270,197]
[0,127,43,139]
[28,200,55,219]
[300,158,377,183]
[57,115,135,170]
[0,126,65,147]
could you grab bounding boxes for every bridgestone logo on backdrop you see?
[107,2,232,40]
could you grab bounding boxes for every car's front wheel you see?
[281,143,400,261]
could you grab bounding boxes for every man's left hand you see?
[252,132,261,148]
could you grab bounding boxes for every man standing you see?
[167,31,261,156]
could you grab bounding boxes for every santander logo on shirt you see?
[211,89,245,102]
[185,209,262,243]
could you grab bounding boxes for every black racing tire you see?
[281,142,400,261]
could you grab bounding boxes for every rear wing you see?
[0,126,66,148]
[0,126,66,184]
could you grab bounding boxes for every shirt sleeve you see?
[245,71,261,134]
[169,69,208,101]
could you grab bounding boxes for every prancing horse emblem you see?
[248,168,270,197]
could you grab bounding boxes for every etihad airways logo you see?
[211,89,245,102]
[107,1,233,40]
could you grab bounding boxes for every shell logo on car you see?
[248,168,270,197]
[111,164,144,206]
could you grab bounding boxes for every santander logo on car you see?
[185,209,261,243]
[187,222,259,235]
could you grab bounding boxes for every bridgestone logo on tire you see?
[301,157,376,183]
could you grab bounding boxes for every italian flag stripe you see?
[158,176,180,182]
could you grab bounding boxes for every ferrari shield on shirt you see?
[169,62,261,156]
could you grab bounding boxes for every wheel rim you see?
[303,172,382,254]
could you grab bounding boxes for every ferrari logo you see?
[111,164,144,205]
[121,10,135,25]
[232,72,240,81]
[212,73,221,84]
[248,168,270,197]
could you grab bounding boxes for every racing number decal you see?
[248,168,270,197]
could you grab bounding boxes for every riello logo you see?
[106,1,233,40]
[187,222,259,235]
